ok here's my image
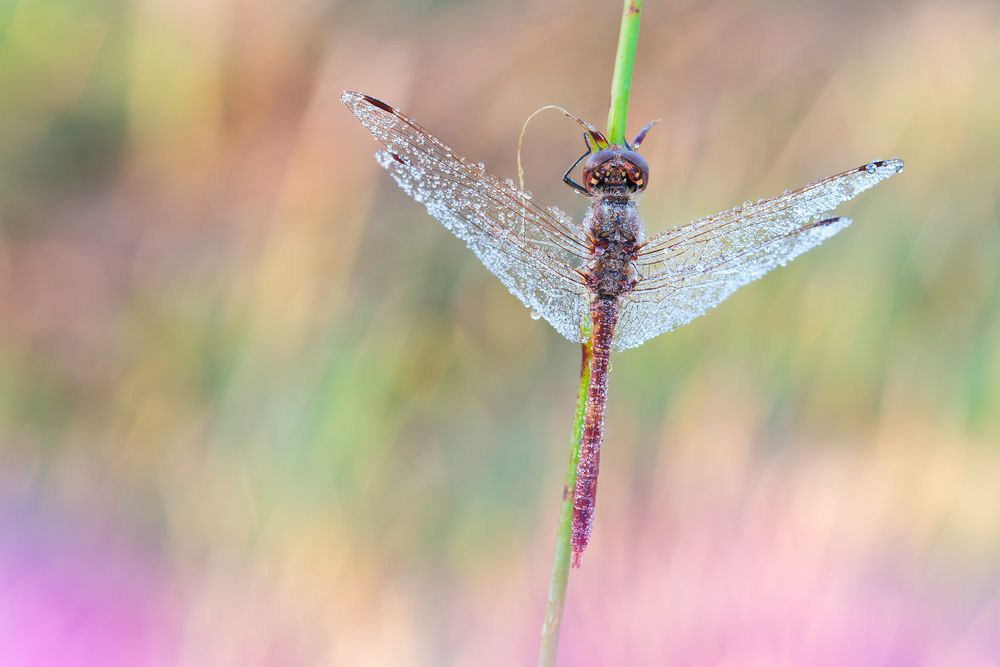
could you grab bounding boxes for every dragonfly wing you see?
[613,159,903,350]
[615,216,852,350]
[343,91,592,343]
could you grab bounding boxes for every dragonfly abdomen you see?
[570,294,619,568]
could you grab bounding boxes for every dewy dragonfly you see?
[342,90,903,567]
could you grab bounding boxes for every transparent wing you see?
[613,159,904,350]
[342,91,591,343]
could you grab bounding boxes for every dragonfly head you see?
[582,148,649,195]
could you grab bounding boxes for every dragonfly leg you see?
[630,118,662,150]
[562,133,593,195]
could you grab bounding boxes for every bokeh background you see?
[2,0,999,664]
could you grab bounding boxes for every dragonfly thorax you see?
[585,198,644,244]
[583,198,642,297]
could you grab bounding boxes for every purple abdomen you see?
[570,295,619,567]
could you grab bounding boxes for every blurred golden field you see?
[1,0,999,664]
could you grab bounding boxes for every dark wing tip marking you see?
[816,216,847,227]
[859,158,905,175]
[341,90,396,115]
[361,94,396,113]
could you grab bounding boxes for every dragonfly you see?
[342,90,903,567]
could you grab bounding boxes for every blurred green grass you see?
[1,0,999,664]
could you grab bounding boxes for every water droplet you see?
[530,309,542,320]
[505,177,515,188]
[476,162,486,173]
[742,200,753,210]
[865,163,877,174]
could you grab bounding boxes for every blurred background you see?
[1,0,998,664]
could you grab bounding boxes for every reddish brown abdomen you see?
[570,295,619,568]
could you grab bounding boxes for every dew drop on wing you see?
[865,163,877,174]
[530,309,542,320]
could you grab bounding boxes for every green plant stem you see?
[606,0,643,145]
[538,3,642,665]
[538,338,592,667]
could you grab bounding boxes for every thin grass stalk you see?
[538,337,592,667]
[606,0,643,145]
[537,3,642,664]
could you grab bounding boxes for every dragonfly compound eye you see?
[620,149,649,192]
[582,149,618,193]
